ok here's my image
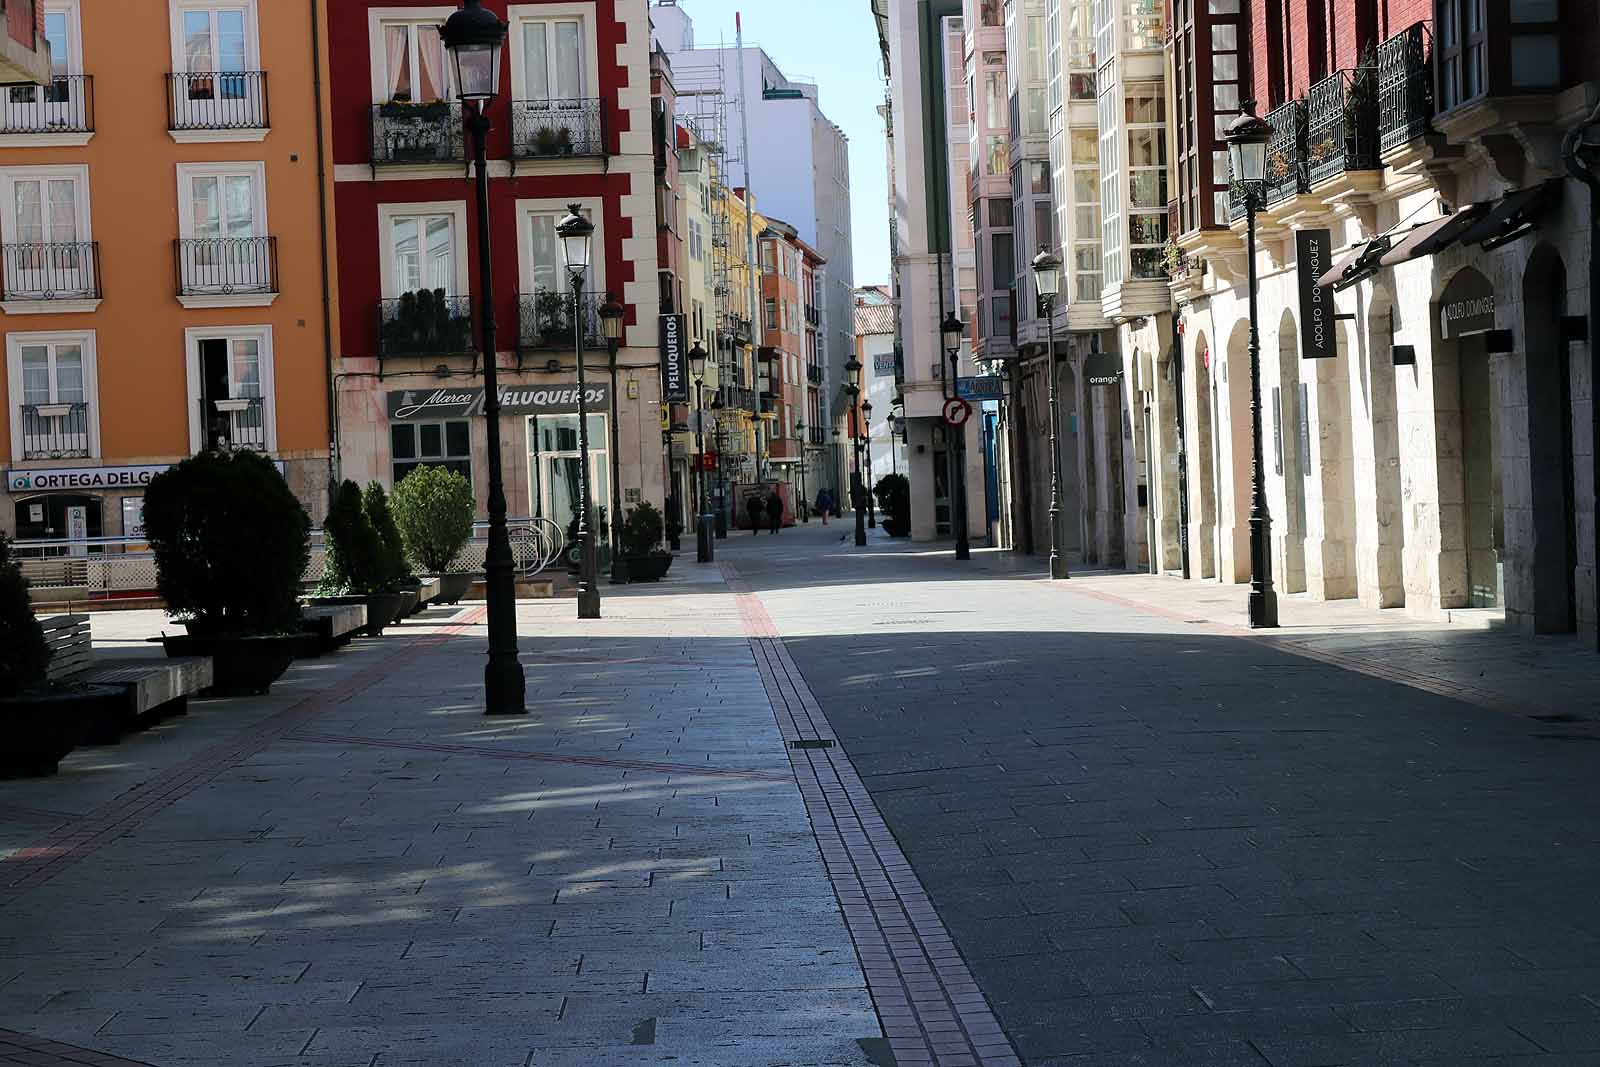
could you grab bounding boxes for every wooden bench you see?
[41,614,214,742]
[299,603,367,656]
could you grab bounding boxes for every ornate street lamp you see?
[861,398,876,529]
[1031,249,1069,580]
[689,341,714,562]
[845,357,866,547]
[1225,102,1278,628]
[941,311,970,560]
[556,203,601,620]
[442,0,522,716]
[599,295,626,584]
[795,420,809,522]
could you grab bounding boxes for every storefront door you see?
[527,413,609,540]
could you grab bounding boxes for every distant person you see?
[765,491,783,534]
[815,488,834,525]
[745,495,764,533]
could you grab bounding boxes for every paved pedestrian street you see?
[4,526,1600,1066]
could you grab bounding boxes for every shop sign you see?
[1296,228,1336,358]
[956,375,1006,401]
[387,384,610,421]
[1438,273,1496,339]
[6,463,172,493]
[660,313,689,404]
[873,353,896,376]
[1084,351,1122,385]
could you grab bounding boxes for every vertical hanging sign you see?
[660,313,689,403]
[1296,228,1336,359]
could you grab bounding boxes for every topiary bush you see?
[363,481,412,586]
[391,465,475,573]
[0,533,51,698]
[321,479,388,595]
[619,501,666,557]
[143,451,311,636]
[874,473,911,538]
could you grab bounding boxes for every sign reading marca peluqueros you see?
[386,383,611,421]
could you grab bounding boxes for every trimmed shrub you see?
[143,451,310,636]
[874,473,911,538]
[391,465,475,574]
[321,479,386,595]
[0,533,51,697]
[364,481,412,586]
[619,501,666,557]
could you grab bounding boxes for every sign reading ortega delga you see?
[1296,228,1337,359]
[387,384,610,421]
[6,463,172,493]
[660,313,689,404]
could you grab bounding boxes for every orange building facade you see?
[1,0,334,544]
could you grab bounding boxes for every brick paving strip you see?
[0,1027,157,1066]
[0,606,487,909]
[723,561,1024,1067]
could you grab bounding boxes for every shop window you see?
[393,419,471,484]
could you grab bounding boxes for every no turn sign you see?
[942,397,973,427]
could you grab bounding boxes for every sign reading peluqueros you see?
[386,384,610,421]
[660,313,689,404]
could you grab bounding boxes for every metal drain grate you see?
[787,739,836,749]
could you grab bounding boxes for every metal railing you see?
[1,241,100,301]
[1264,99,1308,205]
[1377,22,1433,153]
[167,71,269,131]
[759,391,778,414]
[1307,67,1382,185]
[378,292,475,358]
[728,314,752,343]
[511,98,605,158]
[371,101,464,166]
[20,402,89,459]
[2,74,92,134]
[6,0,34,48]
[806,363,823,384]
[804,304,820,326]
[174,236,278,297]
[199,395,267,452]
[809,426,826,446]
[517,288,602,350]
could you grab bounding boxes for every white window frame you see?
[174,161,274,308]
[515,196,607,298]
[377,200,470,300]
[0,164,97,314]
[508,4,600,103]
[367,7,457,105]
[6,329,99,462]
[167,0,266,143]
[0,1,89,146]
[184,325,276,454]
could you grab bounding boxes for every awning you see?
[1378,202,1491,267]
[1317,235,1392,291]
[1457,180,1561,250]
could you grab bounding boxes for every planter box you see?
[427,572,474,606]
[305,593,403,636]
[623,554,673,582]
[1,685,126,777]
[160,633,298,696]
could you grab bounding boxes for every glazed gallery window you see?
[390,213,455,295]
[522,17,586,102]
[380,21,450,103]
[393,420,471,484]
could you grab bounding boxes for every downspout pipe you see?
[311,0,337,502]
[1562,100,1600,650]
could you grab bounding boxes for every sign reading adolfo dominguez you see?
[387,384,610,421]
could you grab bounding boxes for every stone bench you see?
[299,603,368,656]
[41,614,213,742]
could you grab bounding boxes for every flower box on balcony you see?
[212,398,253,413]
[378,99,451,122]
[31,403,72,418]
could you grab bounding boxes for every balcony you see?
[377,291,474,360]
[511,98,605,160]
[166,71,269,137]
[759,390,778,415]
[1,241,100,308]
[199,395,266,453]
[806,363,823,385]
[757,345,779,363]
[809,426,825,446]
[19,402,89,460]
[1377,22,1433,153]
[804,304,820,327]
[1,75,93,139]
[732,387,758,414]
[1306,67,1382,186]
[370,101,464,167]
[517,288,602,352]
[174,237,278,306]
[0,0,49,87]
[1263,100,1308,205]
[729,315,753,344]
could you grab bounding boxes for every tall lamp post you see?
[689,341,714,562]
[443,0,522,715]
[941,313,970,560]
[845,357,867,546]
[1031,250,1070,580]
[714,417,729,538]
[1225,103,1278,628]
[556,204,601,620]
[600,295,626,584]
[795,421,809,521]
[861,398,876,528]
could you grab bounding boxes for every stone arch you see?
[1275,307,1308,593]
[1057,356,1082,554]
[1190,330,1218,578]
[1219,317,1253,583]
[1518,243,1576,631]
[1356,283,1407,608]
[1433,265,1501,609]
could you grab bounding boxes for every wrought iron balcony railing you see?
[174,236,278,297]
[759,391,778,415]
[1307,67,1382,186]
[199,395,266,452]
[1,241,100,302]
[518,288,602,350]
[377,292,475,359]
[2,74,93,135]
[809,426,826,446]
[806,363,823,385]
[1377,22,1433,152]
[370,101,464,166]
[20,402,89,460]
[167,71,269,131]
[511,98,606,159]
[1264,99,1308,205]
[804,304,820,327]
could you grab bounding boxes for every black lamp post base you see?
[1248,588,1279,628]
[697,515,715,562]
[484,657,526,715]
[1049,553,1069,580]
[578,589,601,619]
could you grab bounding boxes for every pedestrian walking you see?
[815,488,833,525]
[745,494,764,533]
[765,491,783,534]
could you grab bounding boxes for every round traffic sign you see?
[942,398,972,427]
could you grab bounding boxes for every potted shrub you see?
[532,125,561,155]
[312,480,405,636]
[618,502,673,582]
[365,481,418,622]
[873,473,912,538]
[536,288,575,346]
[0,534,119,776]
[392,464,476,604]
[143,451,310,696]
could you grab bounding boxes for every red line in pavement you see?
[0,608,487,908]
[724,562,1023,1067]
[286,731,794,782]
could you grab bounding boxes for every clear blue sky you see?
[663,0,890,287]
